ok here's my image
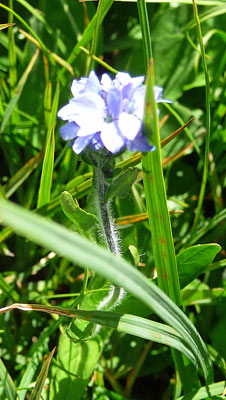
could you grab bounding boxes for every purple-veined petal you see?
[121,76,145,99]
[59,121,79,140]
[71,93,105,135]
[118,112,142,140]
[100,122,125,153]
[72,135,93,154]
[107,88,122,118]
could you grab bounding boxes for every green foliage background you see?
[0,0,226,399]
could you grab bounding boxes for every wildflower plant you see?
[57,70,171,311]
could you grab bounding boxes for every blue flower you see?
[57,71,170,154]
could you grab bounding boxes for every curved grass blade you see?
[0,199,213,383]
[0,303,197,366]
[0,3,47,52]
[0,357,17,400]
[191,0,211,230]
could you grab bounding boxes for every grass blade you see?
[191,0,211,230]
[29,348,55,400]
[0,357,17,400]
[0,49,39,133]
[0,304,197,366]
[0,199,213,383]
[37,127,55,208]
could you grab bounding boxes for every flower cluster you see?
[57,71,170,154]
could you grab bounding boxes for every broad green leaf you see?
[49,334,103,400]
[60,191,100,234]
[177,244,221,289]
[0,199,213,383]
[182,280,224,306]
[29,348,55,400]
[0,358,17,400]
[105,168,139,201]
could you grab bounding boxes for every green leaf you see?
[0,199,213,383]
[177,244,221,289]
[29,348,55,400]
[60,191,100,234]
[49,334,103,400]
[104,168,139,201]
[182,280,224,306]
[0,357,18,400]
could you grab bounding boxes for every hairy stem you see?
[93,164,124,311]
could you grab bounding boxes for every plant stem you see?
[93,164,124,311]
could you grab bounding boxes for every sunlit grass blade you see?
[0,23,15,30]
[142,60,181,304]
[0,199,213,383]
[80,46,118,74]
[0,357,18,400]
[0,49,39,133]
[0,3,47,52]
[8,0,17,91]
[37,127,55,208]
[0,303,197,366]
[29,348,55,400]
[115,0,224,4]
[177,380,226,400]
[37,82,59,208]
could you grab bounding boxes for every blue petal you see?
[121,76,144,99]
[118,113,141,140]
[72,135,93,154]
[60,122,79,140]
[128,134,155,152]
[71,93,105,135]
[101,73,113,90]
[83,71,102,94]
[101,122,125,153]
[107,88,122,118]
[71,77,87,97]
[57,101,78,121]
